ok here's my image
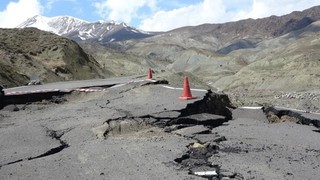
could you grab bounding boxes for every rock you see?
[190,142,206,148]
[92,123,109,139]
[280,115,299,123]
[266,112,280,123]
[172,125,211,137]
[194,134,221,144]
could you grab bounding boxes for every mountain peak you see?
[17,15,154,42]
[16,15,55,33]
[16,15,88,35]
[51,15,89,23]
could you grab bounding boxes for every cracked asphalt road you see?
[1,77,319,180]
[209,108,320,179]
[0,79,208,179]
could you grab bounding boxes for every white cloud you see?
[237,0,320,20]
[0,0,42,28]
[94,0,157,23]
[139,0,227,31]
[139,0,320,31]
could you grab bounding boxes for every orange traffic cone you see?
[148,68,153,80]
[179,76,196,100]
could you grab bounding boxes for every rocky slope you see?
[126,5,320,53]
[0,28,108,87]
[78,42,168,77]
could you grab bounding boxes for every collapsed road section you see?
[0,77,237,179]
[264,106,320,128]
[0,75,145,109]
[91,79,234,139]
[2,76,319,179]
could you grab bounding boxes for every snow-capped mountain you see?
[17,15,154,43]
[16,15,88,35]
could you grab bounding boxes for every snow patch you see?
[131,29,139,33]
[108,38,115,43]
[121,22,128,27]
[79,36,87,40]
[16,15,58,34]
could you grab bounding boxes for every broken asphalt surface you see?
[0,77,319,179]
[0,77,219,179]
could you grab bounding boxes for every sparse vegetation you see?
[0,28,106,87]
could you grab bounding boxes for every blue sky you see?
[1,0,320,31]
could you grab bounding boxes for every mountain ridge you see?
[135,5,320,54]
[17,15,155,43]
[16,5,320,50]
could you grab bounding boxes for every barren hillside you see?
[0,28,109,87]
